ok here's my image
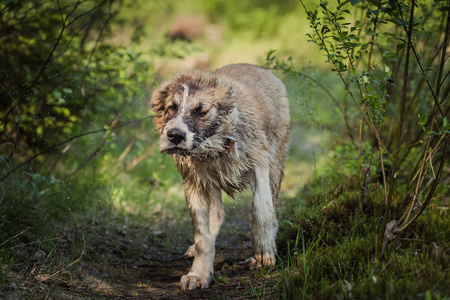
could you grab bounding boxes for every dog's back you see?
[213,64,290,204]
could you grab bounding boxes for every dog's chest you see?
[174,155,252,195]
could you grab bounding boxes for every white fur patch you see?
[159,115,195,152]
[180,84,189,113]
[180,187,215,290]
[250,165,278,268]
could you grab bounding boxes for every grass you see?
[1,0,449,298]
[1,65,447,297]
[1,87,448,299]
[1,150,448,298]
[274,172,449,299]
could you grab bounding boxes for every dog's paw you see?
[180,274,210,290]
[185,244,196,259]
[248,252,276,270]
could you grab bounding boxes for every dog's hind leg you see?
[250,164,278,270]
[185,189,224,259]
[180,186,219,290]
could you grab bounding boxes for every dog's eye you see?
[167,104,178,115]
[194,105,208,118]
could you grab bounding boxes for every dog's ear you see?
[150,82,171,133]
[217,86,236,114]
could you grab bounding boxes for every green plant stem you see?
[402,5,450,223]
[378,0,416,258]
[299,0,392,162]
[435,8,450,111]
[398,138,449,233]
[356,110,364,189]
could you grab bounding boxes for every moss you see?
[276,174,449,299]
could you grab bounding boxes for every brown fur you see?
[150,63,290,290]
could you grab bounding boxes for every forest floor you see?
[2,184,449,299]
[2,202,278,299]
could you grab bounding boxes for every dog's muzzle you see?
[167,128,186,145]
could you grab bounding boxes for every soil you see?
[2,204,278,299]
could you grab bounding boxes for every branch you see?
[1,2,72,128]
[397,137,449,233]
[0,115,154,181]
[66,0,109,28]
[378,0,416,258]
[435,8,450,111]
[0,71,20,143]
[0,0,110,131]
[299,0,392,161]
[63,111,121,179]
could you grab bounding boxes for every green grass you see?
[1,65,447,298]
[1,148,448,298]
[274,172,449,299]
[1,0,448,298]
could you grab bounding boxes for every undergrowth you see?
[276,171,449,299]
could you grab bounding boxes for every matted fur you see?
[150,63,290,290]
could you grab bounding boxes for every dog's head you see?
[150,72,235,157]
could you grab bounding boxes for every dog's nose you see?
[167,128,186,145]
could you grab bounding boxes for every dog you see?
[150,63,290,290]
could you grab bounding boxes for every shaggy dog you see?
[150,63,290,290]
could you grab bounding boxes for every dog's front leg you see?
[180,186,215,290]
[185,189,224,259]
[250,165,278,270]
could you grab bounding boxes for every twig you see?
[0,115,154,181]
[47,236,85,279]
[66,0,109,28]
[0,71,20,145]
[7,237,61,250]
[398,138,449,233]
[0,0,110,139]
[63,113,121,179]
[116,136,137,164]
[0,228,30,247]
[435,7,450,111]
[357,165,370,215]
[299,0,392,161]
[379,0,416,257]
[47,3,115,176]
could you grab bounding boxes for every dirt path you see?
[115,206,266,299]
[3,202,277,299]
[116,204,273,299]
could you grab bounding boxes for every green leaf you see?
[128,51,136,59]
[350,0,363,5]
[53,91,64,101]
[388,0,396,8]
[419,114,428,125]
[377,33,388,46]
[360,43,369,50]
[340,31,349,40]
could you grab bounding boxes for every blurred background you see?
[0,0,341,232]
[1,0,448,298]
